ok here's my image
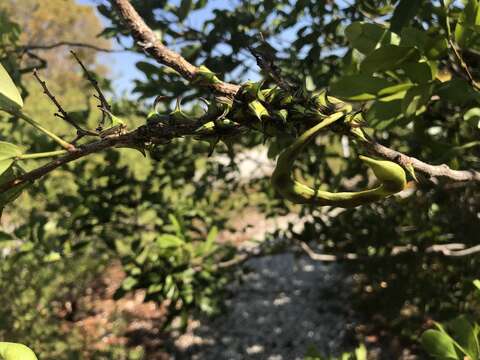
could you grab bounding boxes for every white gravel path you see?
[174,253,357,360]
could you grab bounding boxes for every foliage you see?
[305,344,367,360]
[420,281,480,359]
[0,2,241,357]
[1,0,480,357]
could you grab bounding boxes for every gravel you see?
[174,253,357,360]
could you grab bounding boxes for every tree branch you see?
[19,42,117,53]
[300,241,480,262]
[363,140,480,182]
[0,120,201,194]
[111,0,240,97]
[32,69,98,137]
[0,134,130,193]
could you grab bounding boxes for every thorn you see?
[175,97,182,112]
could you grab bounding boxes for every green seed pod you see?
[271,112,407,208]
[248,100,269,120]
[202,96,233,122]
[169,98,190,122]
[273,109,289,123]
[191,65,222,86]
[146,111,170,124]
[240,81,265,101]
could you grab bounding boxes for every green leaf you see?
[390,0,422,33]
[401,61,435,84]
[420,329,458,359]
[0,342,38,360]
[0,163,28,210]
[177,0,193,21]
[454,0,480,47]
[360,45,420,74]
[99,109,126,137]
[135,61,159,75]
[345,22,400,55]
[205,226,218,248]
[464,107,480,129]
[355,344,367,360]
[121,276,138,291]
[156,234,185,248]
[474,279,480,291]
[438,79,480,105]
[0,230,14,242]
[168,214,185,239]
[0,63,23,112]
[401,83,434,118]
[448,316,480,359]
[377,82,414,97]
[330,74,395,101]
[366,99,403,129]
[0,141,21,175]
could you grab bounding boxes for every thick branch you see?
[0,120,201,194]
[364,140,480,182]
[111,0,240,97]
[0,134,131,193]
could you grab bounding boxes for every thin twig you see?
[19,41,119,53]
[71,50,111,128]
[248,34,294,91]
[0,131,135,193]
[300,241,480,262]
[448,39,480,90]
[32,69,97,136]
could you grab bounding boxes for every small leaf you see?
[438,79,480,105]
[99,109,126,137]
[360,45,420,74]
[121,276,138,291]
[0,63,23,112]
[0,141,22,175]
[401,61,435,84]
[355,344,367,360]
[177,0,193,21]
[401,83,434,118]
[448,316,479,359]
[405,163,419,182]
[345,22,400,55]
[205,226,218,249]
[473,279,480,291]
[366,99,403,129]
[330,74,395,101]
[390,0,423,33]
[420,329,458,359]
[0,163,28,211]
[156,234,184,248]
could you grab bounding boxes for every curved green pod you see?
[271,112,407,208]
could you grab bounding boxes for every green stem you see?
[13,111,75,150]
[441,0,452,38]
[17,150,68,160]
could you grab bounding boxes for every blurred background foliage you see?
[1,0,480,358]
